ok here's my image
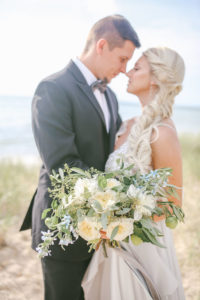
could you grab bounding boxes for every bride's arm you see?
[151,125,183,221]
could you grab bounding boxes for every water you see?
[119,101,200,133]
[0,95,200,159]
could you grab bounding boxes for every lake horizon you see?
[0,95,199,160]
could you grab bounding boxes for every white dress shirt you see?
[73,57,110,132]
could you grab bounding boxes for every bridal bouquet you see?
[36,162,184,258]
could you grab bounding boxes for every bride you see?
[82,47,185,300]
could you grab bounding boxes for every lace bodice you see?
[105,120,175,174]
[105,120,152,174]
[105,140,130,172]
[105,121,131,172]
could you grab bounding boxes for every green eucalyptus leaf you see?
[52,200,58,210]
[152,207,163,216]
[123,177,131,185]
[120,161,124,169]
[172,189,181,200]
[71,167,86,176]
[105,173,114,179]
[101,213,108,230]
[52,169,57,177]
[110,225,119,241]
[77,209,85,220]
[142,228,165,248]
[123,236,129,243]
[41,208,52,220]
[126,164,134,171]
[84,171,92,178]
[171,205,184,221]
[44,217,51,228]
[92,200,103,212]
[98,176,107,190]
[87,208,95,217]
[115,207,131,215]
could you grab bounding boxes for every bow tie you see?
[91,79,107,93]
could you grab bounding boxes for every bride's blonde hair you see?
[126,47,185,173]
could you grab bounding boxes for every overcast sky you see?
[0,0,199,106]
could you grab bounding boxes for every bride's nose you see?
[125,70,131,78]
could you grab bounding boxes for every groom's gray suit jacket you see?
[20,60,122,261]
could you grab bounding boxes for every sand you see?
[0,229,43,300]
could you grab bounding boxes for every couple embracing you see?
[20,15,185,300]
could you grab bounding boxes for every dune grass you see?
[0,160,39,236]
[173,134,200,299]
[0,134,199,299]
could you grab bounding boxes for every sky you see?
[0,0,200,106]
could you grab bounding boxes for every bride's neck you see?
[138,95,153,110]
[138,89,157,109]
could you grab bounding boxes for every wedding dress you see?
[82,121,185,300]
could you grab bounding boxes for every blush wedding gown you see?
[81,121,185,300]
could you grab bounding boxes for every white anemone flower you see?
[134,192,156,221]
[127,184,141,198]
[77,217,101,241]
[74,178,98,199]
[106,218,134,241]
[90,190,118,211]
[105,178,121,190]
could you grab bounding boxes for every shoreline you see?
[0,132,199,166]
[0,155,42,166]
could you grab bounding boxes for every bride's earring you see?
[149,84,154,100]
[149,81,157,100]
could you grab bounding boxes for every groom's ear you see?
[96,39,107,55]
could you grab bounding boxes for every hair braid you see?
[125,47,185,173]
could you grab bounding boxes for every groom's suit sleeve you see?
[32,80,89,174]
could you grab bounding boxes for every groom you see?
[20,15,140,300]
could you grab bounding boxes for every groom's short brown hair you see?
[83,15,141,53]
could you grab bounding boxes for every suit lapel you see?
[105,89,117,152]
[77,82,107,129]
[67,60,118,152]
[68,60,107,130]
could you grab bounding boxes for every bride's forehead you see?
[135,55,148,66]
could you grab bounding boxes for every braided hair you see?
[126,47,185,173]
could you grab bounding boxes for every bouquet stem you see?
[102,240,108,258]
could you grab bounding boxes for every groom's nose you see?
[119,64,127,74]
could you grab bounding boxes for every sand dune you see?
[0,229,43,300]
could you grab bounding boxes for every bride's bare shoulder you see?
[124,117,137,129]
[151,119,181,162]
[151,119,178,143]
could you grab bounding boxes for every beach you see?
[0,134,200,299]
[0,95,200,299]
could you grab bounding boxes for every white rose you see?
[90,190,118,211]
[106,178,121,190]
[77,217,101,241]
[134,192,156,220]
[127,184,141,198]
[106,218,134,241]
[74,178,98,199]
